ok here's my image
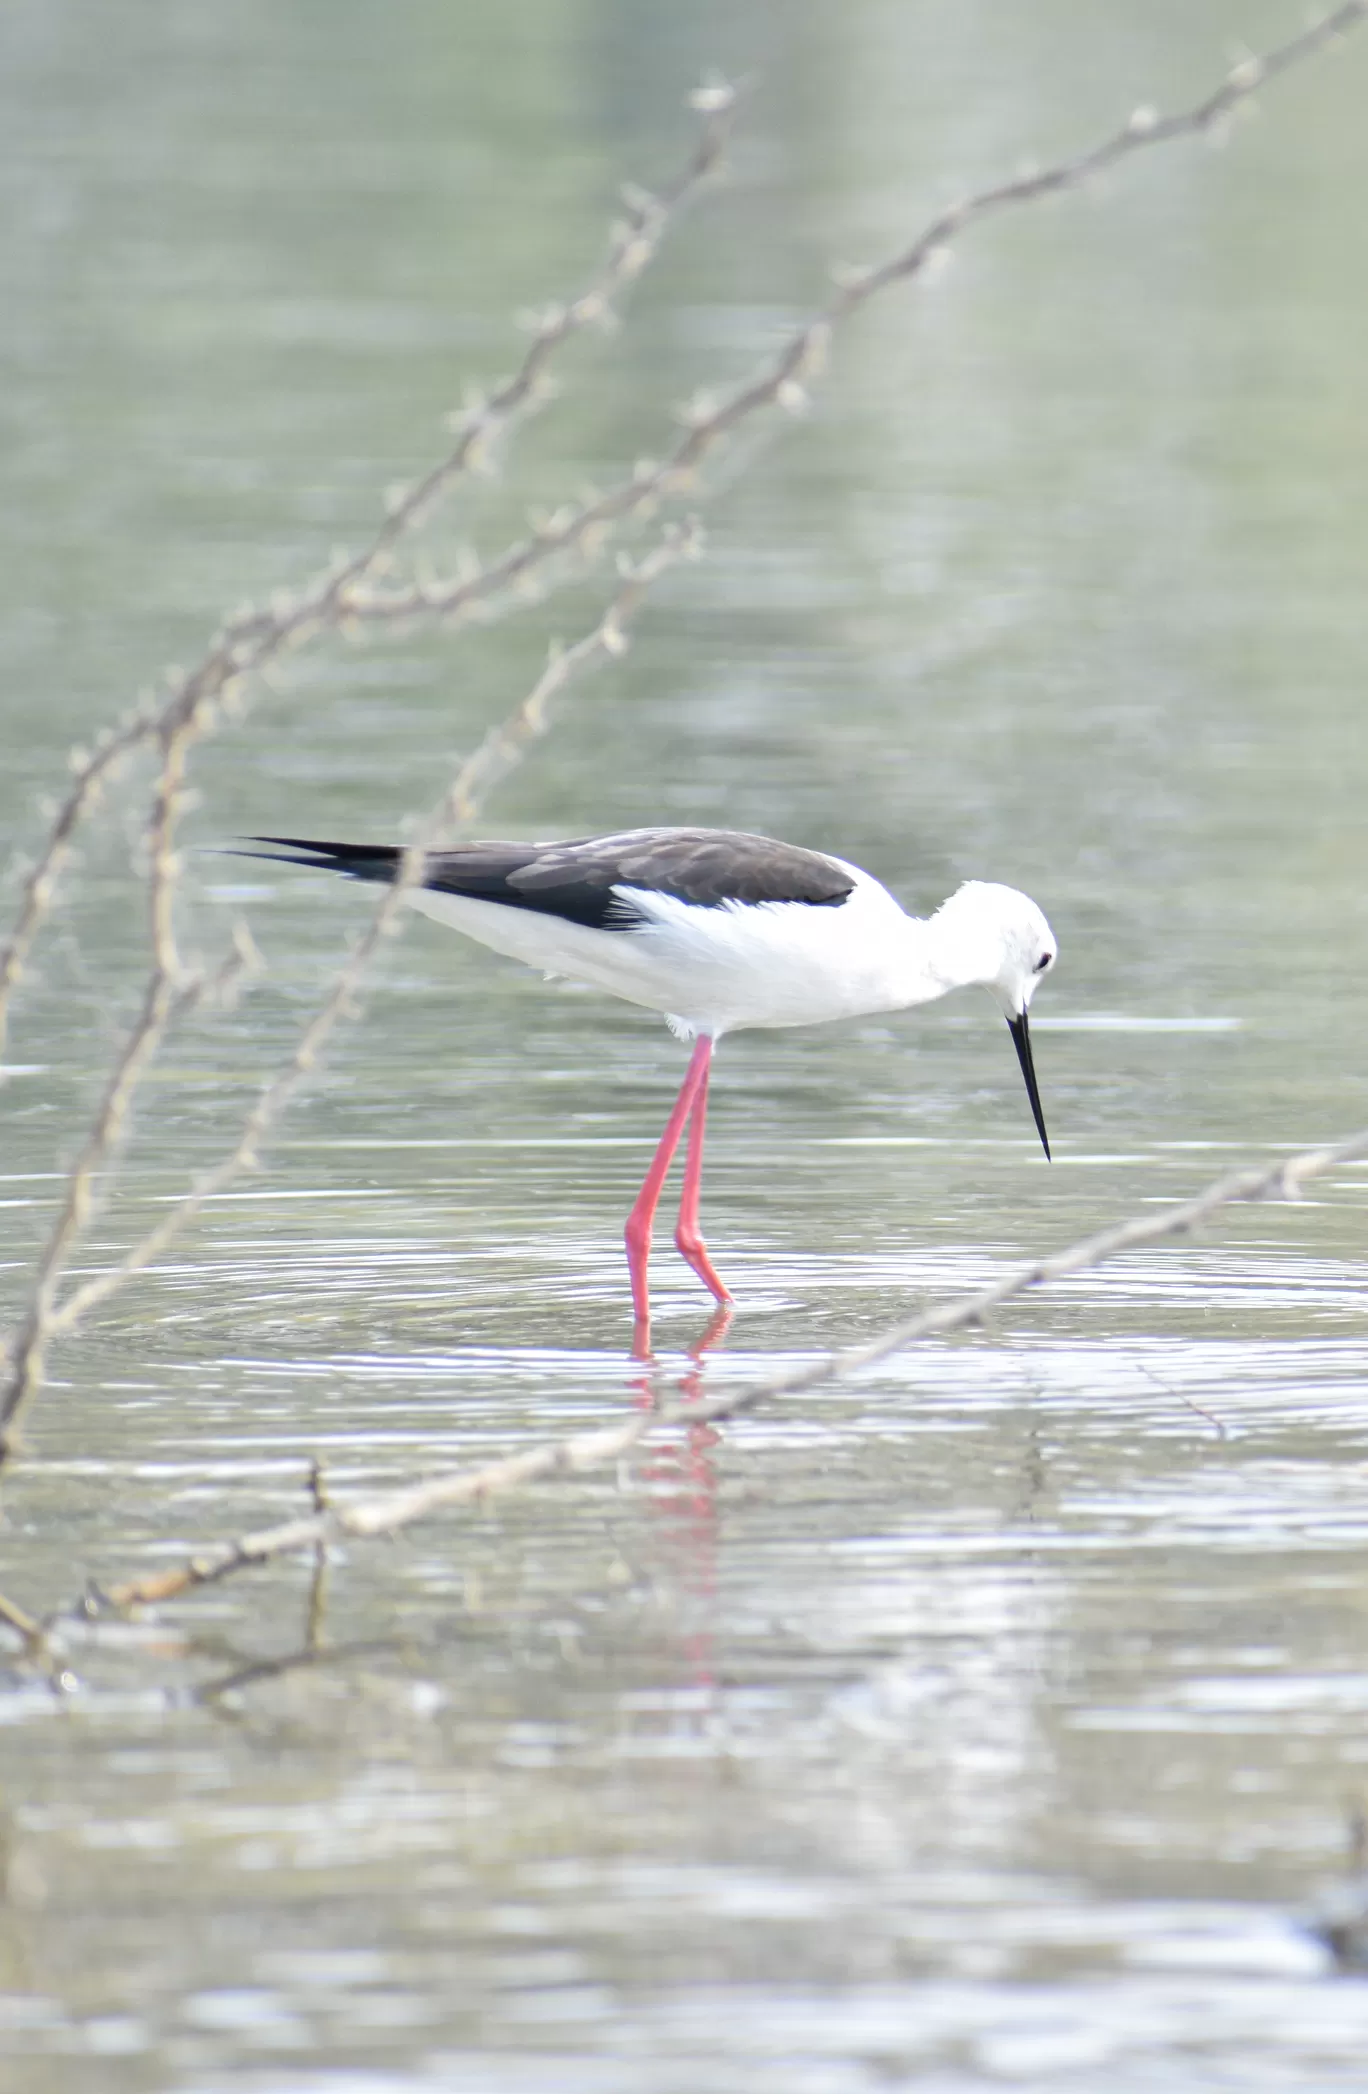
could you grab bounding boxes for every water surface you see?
[3,2,1368,2088]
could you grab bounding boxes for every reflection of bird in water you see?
[630,1302,732,1700]
[241,828,1057,1348]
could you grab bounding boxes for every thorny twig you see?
[0,528,700,1446]
[331,0,1368,632]
[82,1130,1368,1612]
[1,5,1364,1446]
[0,1588,45,1653]
[6,0,1362,1046]
[0,87,735,1067]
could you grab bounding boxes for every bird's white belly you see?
[406,878,935,1036]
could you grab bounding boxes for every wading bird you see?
[243,828,1056,1333]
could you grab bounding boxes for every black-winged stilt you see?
[243,828,1056,1332]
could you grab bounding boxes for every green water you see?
[3,2,1368,2087]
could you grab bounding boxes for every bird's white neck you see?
[853,886,1017,1018]
[918,899,992,996]
[886,878,1045,1015]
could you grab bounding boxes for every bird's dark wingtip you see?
[219,837,403,882]
[216,836,334,867]
[245,835,343,855]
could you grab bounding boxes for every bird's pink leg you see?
[625,1035,713,1328]
[674,1039,732,1305]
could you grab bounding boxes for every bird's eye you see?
[1035,952,1053,973]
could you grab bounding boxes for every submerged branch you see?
[89,1130,1368,1612]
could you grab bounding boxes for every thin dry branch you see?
[0,1588,45,1651]
[0,90,734,1067]
[0,527,700,1446]
[89,1130,1368,1612]
[2,4,1364,1447]
[1,727,198,1411]
[338,0,1368,632]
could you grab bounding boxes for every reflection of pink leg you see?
[689,1300,734,1360]
[624,1036,713,1327]
[674,1043,732,1305]
[633,1304,727,1698]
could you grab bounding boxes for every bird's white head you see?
[925,881,1057,1158]
[926,880,1057,1014]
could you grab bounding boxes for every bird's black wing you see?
[508,829,855,910]
[240,828,855,930]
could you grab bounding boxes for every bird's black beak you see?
[1007,1011,1050,1160]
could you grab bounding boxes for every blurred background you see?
[2,3,1368,2088]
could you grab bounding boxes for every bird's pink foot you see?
[673,1223,732,1306]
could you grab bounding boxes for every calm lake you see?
[3,1,1368,2088]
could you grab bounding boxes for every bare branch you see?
[0,722,201,1421]
[2,5,1363,1452]
[0,526,701,1447]
[0,91,734,1065]
[90,1129,1368,1612]
[0,1587,46,1652]
[338,2,1368,632]
[5,8,1361,1052]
